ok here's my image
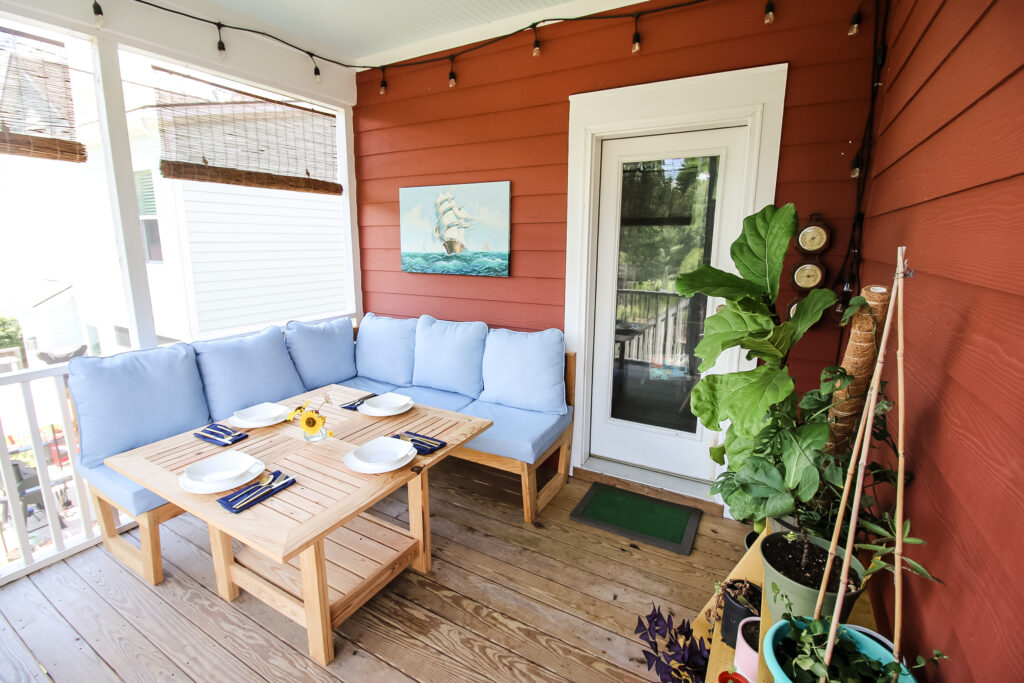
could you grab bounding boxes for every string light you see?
[448,56,456,88]
[378,67,387,95]
[307,53,321,83]
[92,1,105,28]
[631,15,641,54]
[848,9,862,36]
[216,22,226,59]
[531,25,541,57]
[850,149,862,178]
[764,1,775,25]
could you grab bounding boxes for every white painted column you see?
[92,36,158,349]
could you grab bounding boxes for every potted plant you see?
[733,616,760,680]
[636,606,710,682]
[675,203,868,620]
[718,579,761,649]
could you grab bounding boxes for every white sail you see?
[433,191,476,255]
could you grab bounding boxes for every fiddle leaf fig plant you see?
[676,203,838,536]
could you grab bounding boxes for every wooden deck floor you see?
[0,459,746,682]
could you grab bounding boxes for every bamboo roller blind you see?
[0,27,86,163]
[155,67,342,196]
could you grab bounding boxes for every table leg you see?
[208,526,238,601]
[300,540,333,665]
[407,470,431,573]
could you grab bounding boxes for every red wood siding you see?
[861,0,1024,679]
[353,0,876,387]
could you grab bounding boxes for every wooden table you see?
[105,384,492,665]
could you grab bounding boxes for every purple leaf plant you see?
[635,605,709,683]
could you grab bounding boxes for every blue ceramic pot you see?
[763,619,916,682]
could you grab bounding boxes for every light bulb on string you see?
[850,149,862,178]
[532,25,541,57]
[631,15,641,54]
[307,53,321,83]
[92,1,105,28]
[378,67,387,95]
[764,1,775,25]
[848,10,862,36]
[448,56,456,88]
[216,23,226,60]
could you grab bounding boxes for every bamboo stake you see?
[891,247,908,680]
[819,252,905,680]
[812,396,873,620]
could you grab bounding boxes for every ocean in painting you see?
[401,251,509,277]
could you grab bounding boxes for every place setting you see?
[342,432,446,474]
[339,391,415,417]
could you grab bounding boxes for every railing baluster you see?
[0,418,33,565]
[54,375,93,540]
[20,382,65,552]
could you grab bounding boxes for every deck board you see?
[0,459,746,681]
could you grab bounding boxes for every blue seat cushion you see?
[80,459,167,516]
[355,313,418,386]
[285,316,357,390]
[193,326,306,420]
[459,400,573,464]
[338,375,398,394]
[393,385,474,412]
[68,343,211,469]
[479,327,567,415]
[413,315,488,397]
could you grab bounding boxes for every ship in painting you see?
[433,192,476,255]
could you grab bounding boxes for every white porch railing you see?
[0,364,100,585]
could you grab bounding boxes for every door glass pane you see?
[611,156,719,433]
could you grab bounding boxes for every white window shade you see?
[0,27,86,163]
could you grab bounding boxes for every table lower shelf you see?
[230,512,418,629]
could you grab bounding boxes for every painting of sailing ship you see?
[399,181,510,277]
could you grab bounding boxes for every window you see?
[135,170,162,262]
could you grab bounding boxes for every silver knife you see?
[233,475,294,509]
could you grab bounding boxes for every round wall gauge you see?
[785,297,803,320]
[796,213,831,254]
[792,262,826,290]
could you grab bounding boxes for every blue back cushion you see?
[285,316,357,390]
[193,326,305,420]
[69,343,211,469]
[479,327,567,414]
[354,313,418,385]
[413,315,488,397]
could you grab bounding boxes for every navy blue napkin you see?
[193,423,248,447]
[216,470,295,513]
[391,431,446,455]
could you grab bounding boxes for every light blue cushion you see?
[479,328,567,415]
[355,313,418,385]
[339,376,399,394]
[193,326,305,420]
[393,385,474,411]
[412,315,487,397]
[68,343,211,469]
[460,400,573,464]
[79,460,167,516]
[285,316,357,390]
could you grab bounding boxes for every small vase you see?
[304,426,328,443]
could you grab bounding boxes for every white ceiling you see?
[175,0,646,67]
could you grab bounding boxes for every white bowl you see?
[343,449,416,475]
[233,402,290,426]
[350,436,415,467]
[179,458,265,494]
[357,393,414,417]
[185,450,260,483]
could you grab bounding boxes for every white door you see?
[589,127,750,483]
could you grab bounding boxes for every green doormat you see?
[570,483,703,555]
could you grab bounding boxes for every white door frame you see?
[564,63,788,474]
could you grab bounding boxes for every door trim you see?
[564,63,788,477]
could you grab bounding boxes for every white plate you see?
[350,436,416,467]
[178,459,265,494]
[343,449,416,474]
[185,450,259,483]
[357,393,414,417]
[233,402,290,427]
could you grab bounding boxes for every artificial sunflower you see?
[287,399,311,422]
[298,409,326,436]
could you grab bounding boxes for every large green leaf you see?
[729,203,797,303]
[741,322,795,365]
[779,422,829,502]
[692,298,774,371]
[675,264,764,300]
[735,459,795,519]
[690,364,794,435]
[789,288,837,343]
